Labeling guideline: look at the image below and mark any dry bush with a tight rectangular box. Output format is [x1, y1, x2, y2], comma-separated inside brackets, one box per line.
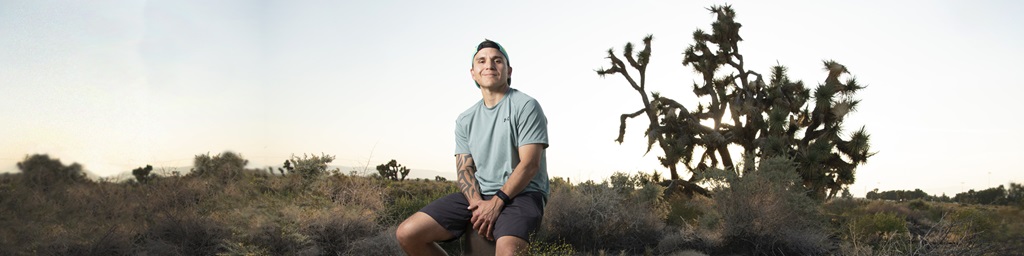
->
[380, 179, 457, 226]
[16, 154, 90, 191]
[142, 177, 215, 215]
[346, 226, 404, 256]
[541, 178, 666, 254]
[187, 151, 248, 182]
[704, 157, 829, 255]
[656, 224, 708, 255]
[309, 174, 388, 214]
[36, 225, 137, 256]
[658, 194, 721, 254]
[140, 211, 229, 256]
[864, 200, 917, 220]
[302, 207, 381, 255]
[243, 221, 316, 256]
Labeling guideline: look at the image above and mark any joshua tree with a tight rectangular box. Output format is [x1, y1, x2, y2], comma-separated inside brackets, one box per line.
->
[277, 159, 293, 176]
[376, 159, 410, 181]
[132, 165, 154, 184]
[597, 5, 874, 200]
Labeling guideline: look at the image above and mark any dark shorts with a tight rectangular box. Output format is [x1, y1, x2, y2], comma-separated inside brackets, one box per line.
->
[419, 191, 545, 242]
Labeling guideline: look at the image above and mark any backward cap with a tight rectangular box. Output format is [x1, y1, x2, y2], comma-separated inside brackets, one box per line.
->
[473, 39, 511, 87]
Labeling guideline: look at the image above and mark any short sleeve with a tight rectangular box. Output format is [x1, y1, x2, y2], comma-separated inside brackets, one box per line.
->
[516, 99, 549, 148]
[455, 114, 471, 155]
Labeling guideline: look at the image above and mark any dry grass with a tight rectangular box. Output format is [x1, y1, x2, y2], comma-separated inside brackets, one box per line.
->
[2, 154, 1021, 255]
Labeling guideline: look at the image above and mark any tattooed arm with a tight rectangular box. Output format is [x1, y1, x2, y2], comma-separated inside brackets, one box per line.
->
[456, 154, 483, 204]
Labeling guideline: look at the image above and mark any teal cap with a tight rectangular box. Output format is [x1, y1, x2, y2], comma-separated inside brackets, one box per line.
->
[473, 39, 511, 88]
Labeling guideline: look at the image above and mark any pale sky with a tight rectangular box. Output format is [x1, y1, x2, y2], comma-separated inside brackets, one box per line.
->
[2, 0, 1022, 197]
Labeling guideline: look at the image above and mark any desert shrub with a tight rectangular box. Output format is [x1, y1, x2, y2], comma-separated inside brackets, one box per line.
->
[37, 225, 137, 256]
[524, 233, 577, 256]
[324, 174, 388, 213]
[864, 200, 915, 219]
[346, 226, 404, 256]
[288, 153, 336, 181]
[303, 208, 380, 255]
[665, 194, 707, 227]
[141, 211, 229, 256]
[243, 222, 315, 256]
[16, 154, 89, 190]
[143, 176, 215, 214]
[948, 207, 996, 240]
[853, 212, 908, 238]
[703, 157, 829, 255]
[188, 151, 248, 181]
[380, 179, 457, 225]
[656, 223, 712, 255]
[541, 178, 666, 254]
[908, 199, 928, 210]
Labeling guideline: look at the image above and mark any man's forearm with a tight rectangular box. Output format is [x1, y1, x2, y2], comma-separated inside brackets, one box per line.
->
[500, 162, 538, 198]
[456, 154, 483, 202]
[499, 143, 544, 198]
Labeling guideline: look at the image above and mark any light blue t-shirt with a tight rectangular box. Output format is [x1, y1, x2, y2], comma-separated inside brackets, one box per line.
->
[455, 88, 549, 199]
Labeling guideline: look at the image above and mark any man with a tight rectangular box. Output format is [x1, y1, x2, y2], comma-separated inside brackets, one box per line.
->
[396, 39, 550, 256]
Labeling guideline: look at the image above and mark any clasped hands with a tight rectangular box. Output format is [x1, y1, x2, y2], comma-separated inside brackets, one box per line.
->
[467, 197, 505, 241]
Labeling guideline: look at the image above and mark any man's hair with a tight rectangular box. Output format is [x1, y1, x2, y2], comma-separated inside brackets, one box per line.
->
[473, 39, 511, 87]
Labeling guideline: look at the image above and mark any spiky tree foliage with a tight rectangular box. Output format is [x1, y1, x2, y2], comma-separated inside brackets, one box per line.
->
[375, 159, 410, 181]
[597, 5, 874, 200]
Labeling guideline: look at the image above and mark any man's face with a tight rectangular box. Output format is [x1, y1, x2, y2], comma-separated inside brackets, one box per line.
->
[471, 47, 512, 89]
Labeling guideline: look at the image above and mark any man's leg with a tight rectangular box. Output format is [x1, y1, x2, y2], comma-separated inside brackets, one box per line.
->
[495, 235, 528, 256]
[490, 191, 546, 256]
[396, 212, 453, 256]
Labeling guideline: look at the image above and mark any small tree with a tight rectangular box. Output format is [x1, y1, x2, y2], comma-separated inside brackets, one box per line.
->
[375, 160, 410, 181]
[132, 165, 155, 184]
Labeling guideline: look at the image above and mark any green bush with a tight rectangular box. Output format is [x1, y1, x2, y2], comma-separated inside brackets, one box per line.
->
[854, 212, 908, 237]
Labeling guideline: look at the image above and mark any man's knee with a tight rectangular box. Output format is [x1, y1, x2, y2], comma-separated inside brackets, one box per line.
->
[396, 212, 450, 245]
[495, 235, 529, 256]
[395, 215, 420, 245]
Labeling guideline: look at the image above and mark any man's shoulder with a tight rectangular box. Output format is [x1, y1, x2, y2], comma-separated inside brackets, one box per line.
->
[456, 99, 484, 123]
[508, 88, 541, 108]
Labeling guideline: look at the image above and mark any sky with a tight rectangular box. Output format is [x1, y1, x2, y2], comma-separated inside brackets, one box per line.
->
[2, 0, 1022, 197]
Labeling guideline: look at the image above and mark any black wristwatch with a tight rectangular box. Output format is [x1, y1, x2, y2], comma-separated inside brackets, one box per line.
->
[495, 190, 513, 205]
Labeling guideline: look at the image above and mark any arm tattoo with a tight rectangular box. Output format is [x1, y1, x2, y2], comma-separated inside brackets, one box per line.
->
[456, 154, 482, 201]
